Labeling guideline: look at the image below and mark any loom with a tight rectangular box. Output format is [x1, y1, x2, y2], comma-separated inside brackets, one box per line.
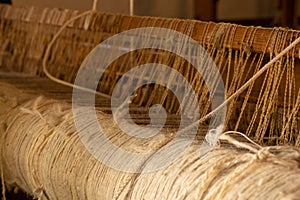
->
[1, 3, 300, 200]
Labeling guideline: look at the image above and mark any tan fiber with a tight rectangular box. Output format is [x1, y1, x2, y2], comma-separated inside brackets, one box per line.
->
[1, 5, 300, 145]
[1, 81, 300, 199]
[1, 3, 300, 200]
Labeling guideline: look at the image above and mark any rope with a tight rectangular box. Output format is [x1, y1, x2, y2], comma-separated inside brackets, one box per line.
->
[42, 0, 110, 99]
[1, 85, 300, 199]
[199, 36, 300, 122]
[130, 0, 134, 16]
[1, 158, 6, 200]
[39, 0, 300, 146]
[92, 0, 98, 11]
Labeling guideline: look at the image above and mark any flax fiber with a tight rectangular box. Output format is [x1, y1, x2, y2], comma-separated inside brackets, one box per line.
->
[1, 5, 300, 145]
[1, 3, 300, 199]
[1, 81, 300, 199]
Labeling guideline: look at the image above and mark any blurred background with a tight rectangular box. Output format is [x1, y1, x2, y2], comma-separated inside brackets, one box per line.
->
[9, 0, 300, 28]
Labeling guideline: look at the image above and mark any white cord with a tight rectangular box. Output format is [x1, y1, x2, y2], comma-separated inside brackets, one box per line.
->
[130, 0, 134, 16]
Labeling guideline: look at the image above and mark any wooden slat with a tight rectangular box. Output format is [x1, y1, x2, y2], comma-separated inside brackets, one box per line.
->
[1, 4, 299, 58]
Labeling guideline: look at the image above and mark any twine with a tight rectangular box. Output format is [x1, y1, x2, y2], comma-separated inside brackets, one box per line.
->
[42, 0, 111, 99]
[1, 81, 300, 199]
[1, 4, 300, 198]
[1, 158, 5, 200]
[1, 4, 300, 144]
[200, 35, 300, 122]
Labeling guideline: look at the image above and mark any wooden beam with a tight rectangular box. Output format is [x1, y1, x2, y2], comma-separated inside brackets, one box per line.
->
[1, 4, 300, 59]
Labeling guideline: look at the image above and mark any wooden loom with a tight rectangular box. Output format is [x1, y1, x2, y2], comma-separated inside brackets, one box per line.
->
[1, 3, 300, 199]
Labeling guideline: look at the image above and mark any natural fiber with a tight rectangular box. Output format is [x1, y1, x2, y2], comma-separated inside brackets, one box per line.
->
[1, 5, 300, 146]
[1, 81, 300, 199]
[1, 3, 300, 200]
